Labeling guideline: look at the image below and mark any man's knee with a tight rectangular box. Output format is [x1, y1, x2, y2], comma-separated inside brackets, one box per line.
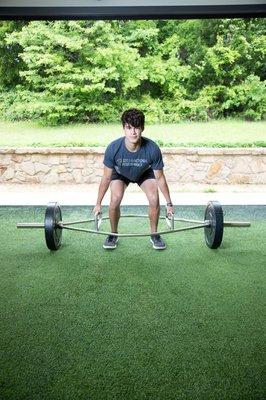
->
[147, 192, 159, 208]
[110, 180, 125, 208]
[110, 193, 124, 208]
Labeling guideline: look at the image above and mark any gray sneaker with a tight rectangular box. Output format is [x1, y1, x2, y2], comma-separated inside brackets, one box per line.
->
[150, 234, 166, 250]
[103, 234, 118, 249]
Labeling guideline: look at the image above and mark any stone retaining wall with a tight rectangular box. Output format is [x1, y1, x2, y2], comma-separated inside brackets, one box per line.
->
[0, 147, 265, 185]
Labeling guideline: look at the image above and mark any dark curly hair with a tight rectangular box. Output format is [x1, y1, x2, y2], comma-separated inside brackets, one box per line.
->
[121, 108, 145, 129]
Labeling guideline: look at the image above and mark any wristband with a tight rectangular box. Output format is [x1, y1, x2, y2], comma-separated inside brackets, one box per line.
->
[167, 202, 173, 207]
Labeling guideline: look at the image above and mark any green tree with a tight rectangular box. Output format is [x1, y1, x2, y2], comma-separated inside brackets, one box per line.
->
[0, 18, 265, 124]
[0, 21, 27, 89]
[4, 20, 145, 124]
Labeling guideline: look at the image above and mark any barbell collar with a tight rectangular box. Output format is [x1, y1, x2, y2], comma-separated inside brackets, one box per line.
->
[17, 223, 45, 228]
[223, 221, 251, 227]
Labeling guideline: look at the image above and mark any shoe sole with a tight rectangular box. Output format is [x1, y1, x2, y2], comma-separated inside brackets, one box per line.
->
[150, 238, 166, 250]
[103, 244, 117, 249]
[103, 239, 118, 249]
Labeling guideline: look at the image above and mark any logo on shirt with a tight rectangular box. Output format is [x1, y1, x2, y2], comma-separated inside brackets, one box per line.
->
[117, 158, 148, 167]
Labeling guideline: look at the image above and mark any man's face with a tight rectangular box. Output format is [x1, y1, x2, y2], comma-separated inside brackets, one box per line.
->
[123, 123, 144, 144]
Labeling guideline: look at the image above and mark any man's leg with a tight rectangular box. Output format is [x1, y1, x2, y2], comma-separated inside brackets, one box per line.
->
[140, 178, 166, 250]
[109, 179, 127, 233]
[140, 179, 160, 233]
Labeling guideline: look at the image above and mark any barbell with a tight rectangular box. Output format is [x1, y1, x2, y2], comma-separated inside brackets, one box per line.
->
[16, 201, 251, 251]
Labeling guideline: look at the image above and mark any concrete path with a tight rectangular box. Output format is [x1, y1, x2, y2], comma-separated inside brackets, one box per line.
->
[1, 183, 265, 205]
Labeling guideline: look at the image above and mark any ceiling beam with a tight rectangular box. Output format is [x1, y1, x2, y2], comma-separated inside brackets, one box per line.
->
[0, 4, 265, 20]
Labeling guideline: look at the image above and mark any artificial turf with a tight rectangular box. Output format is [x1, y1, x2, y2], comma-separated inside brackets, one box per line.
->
[0, 205, 265, 400]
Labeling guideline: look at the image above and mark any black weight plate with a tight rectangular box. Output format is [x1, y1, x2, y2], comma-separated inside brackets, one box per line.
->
[44, 202, 62, 250]
[204, 201, 224, 249]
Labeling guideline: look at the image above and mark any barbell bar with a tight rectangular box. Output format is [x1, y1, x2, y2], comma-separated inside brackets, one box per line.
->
[17, 200, 251, 251]
[16, 218, 250, 229]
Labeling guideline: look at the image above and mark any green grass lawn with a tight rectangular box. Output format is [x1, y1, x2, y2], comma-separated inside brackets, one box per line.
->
[0, 205, 265, 400]
[0, 119, 265, 147]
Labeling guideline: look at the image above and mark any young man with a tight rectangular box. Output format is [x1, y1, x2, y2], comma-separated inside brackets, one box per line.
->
[93, 108, 174, 250]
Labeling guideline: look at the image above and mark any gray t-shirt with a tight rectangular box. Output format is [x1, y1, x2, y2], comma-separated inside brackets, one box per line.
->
[103, 137, 164, 182]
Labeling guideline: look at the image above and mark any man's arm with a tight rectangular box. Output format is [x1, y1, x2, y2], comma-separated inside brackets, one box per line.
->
[93, 166, 113, 214]
[154, 169, 174, 213]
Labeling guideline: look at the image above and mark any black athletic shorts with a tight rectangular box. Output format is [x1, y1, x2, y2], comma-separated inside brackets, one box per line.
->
[111, 168, 155, 186]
